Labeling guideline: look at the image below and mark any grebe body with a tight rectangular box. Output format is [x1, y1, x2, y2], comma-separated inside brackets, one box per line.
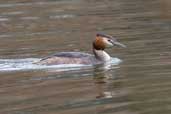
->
[36, 33, 126, 65]
[37, 52, 101, 65]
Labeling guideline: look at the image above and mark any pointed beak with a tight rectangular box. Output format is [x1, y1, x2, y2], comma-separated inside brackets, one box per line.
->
[113, 41, 126, 48]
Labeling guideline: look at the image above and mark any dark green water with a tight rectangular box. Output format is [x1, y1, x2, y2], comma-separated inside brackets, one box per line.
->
[0, 0, 171, 114]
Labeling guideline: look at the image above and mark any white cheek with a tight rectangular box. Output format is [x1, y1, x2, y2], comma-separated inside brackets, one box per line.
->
[103, 39, 113, 47]
[107, 42, 113, 47]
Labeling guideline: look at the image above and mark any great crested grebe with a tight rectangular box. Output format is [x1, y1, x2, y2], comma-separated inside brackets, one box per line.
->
[35, 33, 126, 65]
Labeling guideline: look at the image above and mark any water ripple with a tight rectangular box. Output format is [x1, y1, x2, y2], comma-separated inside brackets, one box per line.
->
[49, 14, 76, 19]
[0, 1, 65, 8]
[0, 57, 121, 72]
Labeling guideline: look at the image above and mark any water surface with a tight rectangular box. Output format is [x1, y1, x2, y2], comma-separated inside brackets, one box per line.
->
[0, 0, 171, 114]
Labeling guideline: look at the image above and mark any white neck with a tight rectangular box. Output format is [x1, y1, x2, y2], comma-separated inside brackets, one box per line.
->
[93, 49, 111, 62]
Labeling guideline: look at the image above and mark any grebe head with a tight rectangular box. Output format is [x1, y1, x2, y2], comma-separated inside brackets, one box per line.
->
[93, 33, 126, 50]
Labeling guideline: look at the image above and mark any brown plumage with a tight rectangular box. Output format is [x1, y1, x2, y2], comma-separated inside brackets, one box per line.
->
[93, 35, 106, 50]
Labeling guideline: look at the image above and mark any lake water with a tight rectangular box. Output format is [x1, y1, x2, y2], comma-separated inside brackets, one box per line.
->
[0, 0, 171, 114]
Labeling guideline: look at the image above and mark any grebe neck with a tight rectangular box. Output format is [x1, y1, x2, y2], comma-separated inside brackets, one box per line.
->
[93, 49, 111, 61]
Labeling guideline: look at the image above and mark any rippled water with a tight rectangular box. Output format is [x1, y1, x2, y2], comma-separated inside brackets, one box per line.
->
[0, 0, 171, 114]
[0, 57, 121, 71]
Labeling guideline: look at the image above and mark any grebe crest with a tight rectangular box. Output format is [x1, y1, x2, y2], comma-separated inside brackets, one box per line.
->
[93, 33, 126, 61]
[36, 33, 126, 65]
